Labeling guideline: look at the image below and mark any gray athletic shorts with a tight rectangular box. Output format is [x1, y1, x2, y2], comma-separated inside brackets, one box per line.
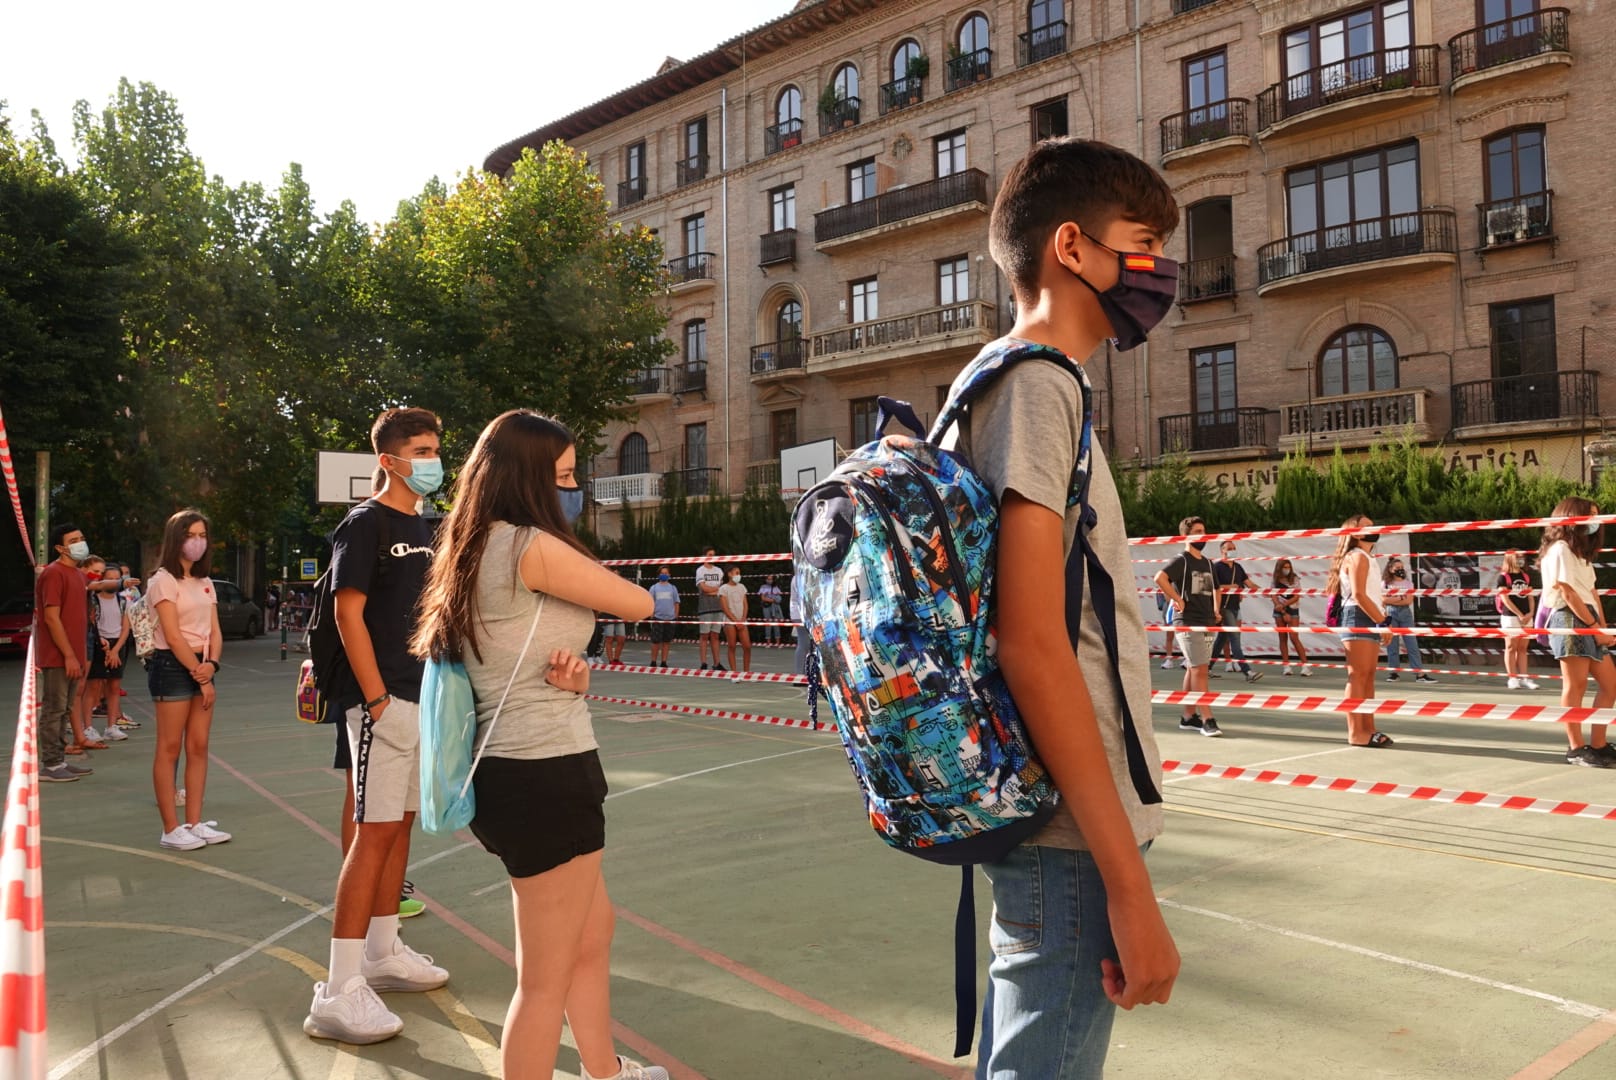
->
[345, 698, 421, 823]
[1175, 630, 1214, 668]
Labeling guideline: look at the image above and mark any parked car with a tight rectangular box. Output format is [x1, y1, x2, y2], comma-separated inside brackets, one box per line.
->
[211, 581, 263, 639]
[0, 596, 33, 656]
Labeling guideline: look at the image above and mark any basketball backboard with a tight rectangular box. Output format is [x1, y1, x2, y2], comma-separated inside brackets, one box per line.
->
[779, 438, 838, 494]
[316, 451, 380, 505]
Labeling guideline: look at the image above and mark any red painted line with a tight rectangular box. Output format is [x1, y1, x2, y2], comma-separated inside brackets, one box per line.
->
[1508, 1009, 1616, 1080]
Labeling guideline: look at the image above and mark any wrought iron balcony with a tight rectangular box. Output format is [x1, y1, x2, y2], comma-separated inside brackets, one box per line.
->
[764, 119, 804, 156]
[818, 97, 861, 135]
[626, 367, 671, 397]
[945, 49, 993, 92]
[665, 252, 715, 284]
[814, 169, 989, 245]
[1160, 409, 1277, 455]
[676, 155, 709, 187]
[663, 467, 721, 498]
[1256, 210, 1457, 291]
[617, 175, 647, 207]
[1179, 255, 1237, 303]
[1281, 387, 1428, 443]
[879, 76, 924, 115]
[1172, 0, 1224, 12]
[1018, 21, 1068, 67]
[1449, 8, 1569, 79]
[676, 361, 707, 394]
[1477, 191, 1554, 250]
[810, 299, 995, 362]
[750, 338, 807, 377]
[1452, 370, 1595, 430]
[1256, 46, 1440, 131]
[1160, 100, 1250, 158]
[759, 229, 797, 266]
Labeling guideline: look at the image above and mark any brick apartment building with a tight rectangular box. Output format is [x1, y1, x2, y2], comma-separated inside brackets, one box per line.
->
[486, 0, 1614, 535]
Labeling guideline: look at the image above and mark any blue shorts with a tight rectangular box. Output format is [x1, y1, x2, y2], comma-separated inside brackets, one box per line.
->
[1548, 607, 1608, 662]
[1338, 604, 1382, 643]
[146, 649, 203, 701]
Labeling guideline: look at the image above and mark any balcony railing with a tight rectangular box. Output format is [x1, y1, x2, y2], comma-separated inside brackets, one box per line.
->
[676, 155, 709, 187]
[1257, 45, 1440, 130]
[1283, 387, 1426, 439]
[818, 97, 861, 135]
[666, 252, 715, 284]
[676, 361, 707, 394]
[811, 299, 994, 360]
[626, 368, 671, 397]
[879, 76, 925, 115]
[1477, 190, 1554, 249]
[593, 472, 663, 503]
[1018, 20, 1068, 67]
[1180, 255, 1237, 303]
[814, 169, 989, 244]
[1160, 100, 1250, 156]
[759, 228, 797, 266]
[764, 119, 804, 156]
[1160, 409, 1277, 455]
[750, 338, 807, 376]
[1256, 209, 1457, 288]
[1172, 0, 1223, 12]
[664, 467, 720, 498]
[746, 461, 782, 490]
[617, 175, 647, 207]
[1452, 369, 1595, 430]
[1449, 9, 1569, 78]
[945, 49, 993, 92]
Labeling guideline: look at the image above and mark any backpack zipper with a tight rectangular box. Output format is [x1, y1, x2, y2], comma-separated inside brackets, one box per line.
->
[847, 477, 924, 609]
[906, 461, 971, 615]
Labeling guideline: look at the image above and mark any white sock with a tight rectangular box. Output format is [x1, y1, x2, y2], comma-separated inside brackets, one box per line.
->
[328, 938, 366, 989]
[365, 914, 400, 961]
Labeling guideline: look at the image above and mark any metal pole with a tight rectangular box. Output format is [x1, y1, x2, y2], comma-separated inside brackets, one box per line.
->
[33, 451, 48, 564]
[1581, 325, 1588, 487]
[279, 540, 289, 662]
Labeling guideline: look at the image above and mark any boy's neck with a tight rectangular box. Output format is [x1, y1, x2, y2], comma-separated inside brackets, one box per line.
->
[1006, 295, 1108, 362]
[375, 479, 419, 515]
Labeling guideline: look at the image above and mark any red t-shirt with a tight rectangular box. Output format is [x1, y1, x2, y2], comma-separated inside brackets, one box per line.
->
[34, 561, 89, 668]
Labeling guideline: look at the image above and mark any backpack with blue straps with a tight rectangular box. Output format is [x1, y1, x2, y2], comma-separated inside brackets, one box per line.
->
[791, 340, 1161, 1057]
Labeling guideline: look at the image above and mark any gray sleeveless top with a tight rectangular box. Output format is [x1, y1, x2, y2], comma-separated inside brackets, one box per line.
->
[463, 522, 598, 760]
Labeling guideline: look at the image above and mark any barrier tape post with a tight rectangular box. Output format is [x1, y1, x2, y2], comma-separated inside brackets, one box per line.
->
[1, 639, 46, 1076]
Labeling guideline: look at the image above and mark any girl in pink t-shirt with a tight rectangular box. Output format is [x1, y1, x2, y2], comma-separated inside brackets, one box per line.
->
[147, 509, 227, 852]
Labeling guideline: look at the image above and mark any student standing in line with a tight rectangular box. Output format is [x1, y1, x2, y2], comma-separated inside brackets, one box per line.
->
[757, 573, 785, 645]
[647, 566, 679, 669]
[1328, 515, 1395, 748]
[85, 561, 132, 742]
[694, 547, 725, 670]
[1497, 550, 1540, 690]
[1271, 559, 1311, 676]
[412, 409, 664, 1080]
[34, 524, 96, 783]
[719, 566, 752, 673]
[1538, 498, 1616, 767]
[1381, 556, 1436, 684]
[1212, 540, 1262, 683]
[1156, 518, 1223, 736]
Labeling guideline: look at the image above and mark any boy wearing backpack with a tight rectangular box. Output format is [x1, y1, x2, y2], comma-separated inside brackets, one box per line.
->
[950, 139, 1180, 1075]
[305, 407, 449, 1045]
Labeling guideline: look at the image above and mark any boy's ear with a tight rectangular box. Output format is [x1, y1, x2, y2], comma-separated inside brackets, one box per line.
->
[1050, 221, 1086, 278]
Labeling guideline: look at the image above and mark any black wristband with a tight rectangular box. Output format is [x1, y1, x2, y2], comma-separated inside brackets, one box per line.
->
[364, 692, 391, 710]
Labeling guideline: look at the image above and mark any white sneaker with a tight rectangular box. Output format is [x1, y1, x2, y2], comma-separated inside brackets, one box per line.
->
[1161, 658, 1174, 669]
[103, 725, 129, 742]
[303, 975, 403, 1044]
[1507, 677, 1522, 690]
[160, 825, 205, 851]
[82, 727, 101, 743]
[581, 1056, 670, 1080]
[361, 938, 449, 992]
[189, 821, 231, 845]
[1297, 666, 1313, 677]
[1280, 665, 1293, 676]
[1523, 677, 1541, 690]
[1224, 662, 1238, 673]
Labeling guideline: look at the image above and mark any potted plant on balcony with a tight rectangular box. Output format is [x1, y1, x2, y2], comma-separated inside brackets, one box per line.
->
[906, 54, 930, 102]
[818, 82, 846, 129]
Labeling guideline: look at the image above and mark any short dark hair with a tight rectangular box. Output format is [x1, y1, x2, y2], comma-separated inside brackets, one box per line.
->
[989, 138, 1179, 298]
[371, 407, 443, 457]
[48, 523, 80, 555]
[703, 546, 716, 556]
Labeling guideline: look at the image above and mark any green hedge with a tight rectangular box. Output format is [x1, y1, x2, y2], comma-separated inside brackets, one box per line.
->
[582, 485, 793, 561]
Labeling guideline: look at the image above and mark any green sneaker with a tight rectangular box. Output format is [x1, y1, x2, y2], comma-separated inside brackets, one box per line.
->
[398, 879, 425, 919]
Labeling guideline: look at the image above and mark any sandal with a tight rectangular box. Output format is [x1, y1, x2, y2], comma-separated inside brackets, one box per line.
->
[80, 739, 109, 750]
[1350, 731, 1395, 748]
[65, 744, 85, 755]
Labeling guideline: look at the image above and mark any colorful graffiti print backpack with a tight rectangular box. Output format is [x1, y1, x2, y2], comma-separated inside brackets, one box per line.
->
[791, 340, 1161, 1056]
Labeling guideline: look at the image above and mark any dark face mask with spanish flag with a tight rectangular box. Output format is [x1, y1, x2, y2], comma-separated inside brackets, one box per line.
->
[1070, 239, 1181, 351]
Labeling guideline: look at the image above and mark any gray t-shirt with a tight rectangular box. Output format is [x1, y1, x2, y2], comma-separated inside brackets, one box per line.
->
[949, 350, 1165, 850]
[463, 522, 599, 761]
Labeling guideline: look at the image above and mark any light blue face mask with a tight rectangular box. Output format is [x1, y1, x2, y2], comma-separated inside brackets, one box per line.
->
[399, 457, 443, 497]
[1587, 521, 1601, 536]
[558, 485, 584, 525]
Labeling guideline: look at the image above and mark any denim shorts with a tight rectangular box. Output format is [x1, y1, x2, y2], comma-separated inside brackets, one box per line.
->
[1548, 607, 1608, 662]
[146, 649, 202, 701]
[1338, 604, 1382, 643]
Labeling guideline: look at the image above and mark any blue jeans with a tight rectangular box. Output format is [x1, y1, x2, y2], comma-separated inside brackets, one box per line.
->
[977, 843, 1150, 1079]
[1212, 607, 1251, 673]
[1383, 605, 1423, 670]
[762, 602, 783, 643]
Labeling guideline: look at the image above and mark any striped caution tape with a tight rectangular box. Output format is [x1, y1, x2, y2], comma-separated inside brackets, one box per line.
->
[591, 662, 810, 686]
[1161, 758, 1616, 821]
[1, 638, 46, 1073]
[1152, 689, 1616, 724]
[0, 403, 32, 564]
[1147, 622, 1609, 638]
[583, 694, 834, 733]
[1130, 513, 1616, 547]
[1158, 655, 1561, 682]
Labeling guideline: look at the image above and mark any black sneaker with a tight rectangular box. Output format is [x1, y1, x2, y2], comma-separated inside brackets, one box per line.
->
[1592, 744, 1616, 768]
[699, 664, 708, 671]
[1387, 671, 1400, 681]
[40, 764, 81, 783]
[1415, 673, 1438, 684]
[1179, 716, 1204, 732]
[713, 664, 728, 672]
[1199, 718, 1224, 737]
[1566, 745, 1611, 768]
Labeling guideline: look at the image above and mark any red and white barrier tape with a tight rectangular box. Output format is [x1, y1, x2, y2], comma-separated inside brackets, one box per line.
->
[1158, 655, 1561, 682]
[1141, 586, 1582, 599]
[585, 694, 833, 732]
[1, 638, 45, 1074]
[600, 553, 793, 567]
[1147, 622, 1606, 638]
[1161, 758, 1616, 821]
[0, 403, 33, 564]
[1153, 689, 1616, 724]
[591, 662, 810, 685]
[594, 618, 800, 629]
[1130, 513, 1616, 547]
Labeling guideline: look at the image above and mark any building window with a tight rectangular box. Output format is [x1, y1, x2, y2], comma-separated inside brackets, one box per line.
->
[1032, 98, 1069, 143]
[935, 130, 967, 177]
[959, 12, 990, 53]
[770, 410, 799, 457]
[850, 277, 878, 323]
[1285, 142, 1420, 250]
[619, 433, 649, 476]
[851, 397, 881, 447]
[1489, 298, 1555, 379]
[1183, 49, 1229, 133]
[769, 87, 804, 154]
[938, 256, 970, 305]
[1182, 199, 1235, 300]
[1485, 127, 1546, 203]
[684, 423, 708, 470]
[848, 158, 877, 203]
[683, 214, 706, 255]
[777, 87, 802, 126]
[684, 319, 708, 365]
[892, 39, 922, 82]
[1318, 325, 1397, 397]
[770, 185, 796, 232]
[1284, 1, 1412, 86]
[777, 298, 803, 341]
[1029, 0, 1062, 32]
[621, 141, 647, 204]
[681, 117, 708, 183]
[1192, 346, 1238, 415]
[833, 63, 860, 103]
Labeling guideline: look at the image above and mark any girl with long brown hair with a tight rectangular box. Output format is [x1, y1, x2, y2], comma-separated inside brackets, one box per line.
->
[1270, 558, 1310, 675]
[411, 410, 661, 1080]
[1327, 514, 1394, 747]
[1496, 550, 1538, 690]
[1538, 497, 1616, 766]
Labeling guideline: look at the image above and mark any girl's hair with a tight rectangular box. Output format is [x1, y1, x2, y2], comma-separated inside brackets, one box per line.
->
[1540, 496, 1599, 563]
[1325, 514, 1371, 597]
[1272, 560, 1296, 587]
[1381, 555, 1405, 585]
[1501, 550, 1523, 572]
[412, 410, 589, 664]
[156, 509, 212, 579]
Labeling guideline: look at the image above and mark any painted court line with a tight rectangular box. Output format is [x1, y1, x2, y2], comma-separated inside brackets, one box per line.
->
[607, 744, 837, 800]
[1510, 1009, 1616, 1080]
[1160, 899, 1609, 1020]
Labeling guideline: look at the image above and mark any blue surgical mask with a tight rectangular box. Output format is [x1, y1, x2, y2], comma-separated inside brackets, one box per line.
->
[1587, 522, 1601, 536]
[400, 457, 443, 497]
[67, 541, 89, 562]
[558, 485, 584, 524]
[658, 573, 670, 582]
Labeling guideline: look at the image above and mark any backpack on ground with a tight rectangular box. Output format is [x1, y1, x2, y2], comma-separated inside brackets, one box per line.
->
[297, 500, 391, 725]
[791, 341, 1161, 1057]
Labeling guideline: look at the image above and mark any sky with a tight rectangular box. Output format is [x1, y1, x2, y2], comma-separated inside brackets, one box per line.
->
[6, 0, 776, 226]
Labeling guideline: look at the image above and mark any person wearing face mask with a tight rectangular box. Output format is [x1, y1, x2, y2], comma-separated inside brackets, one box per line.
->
[647, 567, 680, 669]
[1271, 559, 1311, 676]
[1328, 515, 1395, 747]
[757, 574, 784, 645]
[1154, 517, 1223, 736]
[1538, 497, 1616, 767]
[411, 409, 663, 1080]
[33, 523, 97, 783]
[718, 566, 752, 673]
[1381, 556, 1436, 684]
[1496, 550, 1539, 691]
[1212, 541, 1262, 683]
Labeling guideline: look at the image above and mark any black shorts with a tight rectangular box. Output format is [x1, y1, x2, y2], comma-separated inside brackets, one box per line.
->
[650, 621, 675, 644]
[333, 714, 351, 770]
[87, 639, 131, 680]
[469, 751, 608, 879]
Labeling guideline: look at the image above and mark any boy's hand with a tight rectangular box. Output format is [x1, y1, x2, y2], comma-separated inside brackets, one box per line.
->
[546, 649, 590, 694]
[1101, 893, 1180, 1009]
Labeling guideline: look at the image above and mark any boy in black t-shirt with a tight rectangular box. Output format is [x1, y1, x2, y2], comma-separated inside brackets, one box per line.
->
[305, 408, 449, 1045]
[1155, 517, 1224, 735]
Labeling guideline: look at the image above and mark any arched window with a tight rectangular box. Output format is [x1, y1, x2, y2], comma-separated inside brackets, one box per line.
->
[833, 63, 859, 102]
[776, 86, 802, 126]
[892, 39, 922, 82]
[619, 433, 650, 476]
[1318, 326, 1398, 397]
[958, 13, 989, 53]
[777, 298, 803, 341]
